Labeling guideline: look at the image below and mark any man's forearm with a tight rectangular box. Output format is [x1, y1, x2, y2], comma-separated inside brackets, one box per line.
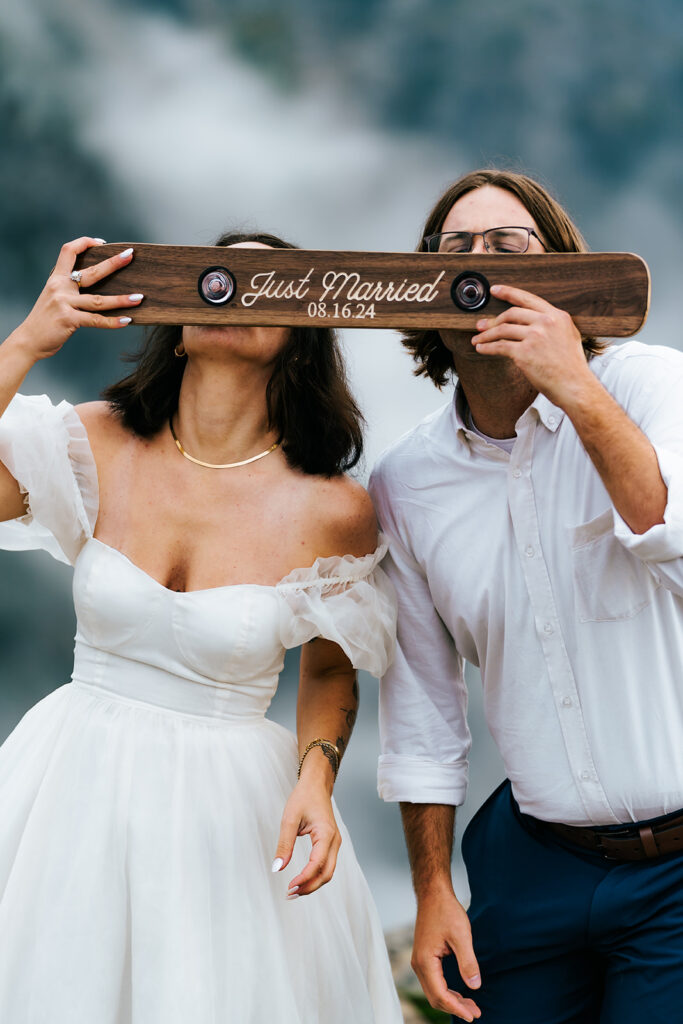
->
[562, 373, 667, 535]
[400, 802, 456, 900]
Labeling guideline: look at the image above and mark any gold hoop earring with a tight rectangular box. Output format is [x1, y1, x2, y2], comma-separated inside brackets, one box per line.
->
[174, 342, 186, 358]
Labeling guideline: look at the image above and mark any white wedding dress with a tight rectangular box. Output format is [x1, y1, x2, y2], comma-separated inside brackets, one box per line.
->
[0, 395, 402, 1024]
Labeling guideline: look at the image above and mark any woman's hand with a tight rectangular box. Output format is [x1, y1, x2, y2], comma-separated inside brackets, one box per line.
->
[471, 283, 594, 409]
[8, 237, 142, 367]
[272, 767, 342, 898]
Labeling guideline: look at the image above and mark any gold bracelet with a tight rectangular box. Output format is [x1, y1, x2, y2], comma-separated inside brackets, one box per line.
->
[297, 738, 341, 781]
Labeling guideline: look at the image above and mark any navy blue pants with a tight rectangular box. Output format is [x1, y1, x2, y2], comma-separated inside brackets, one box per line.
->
[443, 782, 683, 1023]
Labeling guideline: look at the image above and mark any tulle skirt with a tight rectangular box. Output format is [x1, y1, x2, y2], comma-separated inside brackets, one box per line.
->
[0, 679, 401, 1023]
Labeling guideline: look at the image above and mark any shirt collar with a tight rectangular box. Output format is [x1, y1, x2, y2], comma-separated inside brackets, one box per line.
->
[452, 380, 565, 447]
[452, 383, 471, 445]
[450, 384, 509, 461]
[531, 393, 565, 432]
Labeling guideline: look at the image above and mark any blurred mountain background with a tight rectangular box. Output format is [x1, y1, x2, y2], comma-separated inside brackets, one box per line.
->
[1, 0, 681, 930]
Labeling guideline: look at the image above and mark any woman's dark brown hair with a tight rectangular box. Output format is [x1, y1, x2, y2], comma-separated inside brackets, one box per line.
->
[403, 169, 607, 387]
[103, 231, 364, 476]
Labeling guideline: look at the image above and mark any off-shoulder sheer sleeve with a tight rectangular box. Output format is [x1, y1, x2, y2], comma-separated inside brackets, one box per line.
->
[0, 394, 98, 565]
[275, 539, 397, 677]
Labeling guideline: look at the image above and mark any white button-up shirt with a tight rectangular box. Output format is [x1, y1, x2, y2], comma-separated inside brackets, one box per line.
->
[369, 341, 683, 826]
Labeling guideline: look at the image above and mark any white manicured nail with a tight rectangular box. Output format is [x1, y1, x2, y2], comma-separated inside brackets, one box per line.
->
[128, 294, 144, 301]
[119, 317, 132, 325]
[271, 858, 283, 873]
[286, 893, 300, 901]
[120, 247, 134, 259]
[94, 238, 107, 245]
[288, 885, 299, 894]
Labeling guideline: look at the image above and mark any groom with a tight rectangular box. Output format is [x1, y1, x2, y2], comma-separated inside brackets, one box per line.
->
[369, 169, 683, 1023]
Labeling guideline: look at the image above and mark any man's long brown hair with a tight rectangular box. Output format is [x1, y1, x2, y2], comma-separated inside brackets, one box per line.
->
[403, 169, 607, 387]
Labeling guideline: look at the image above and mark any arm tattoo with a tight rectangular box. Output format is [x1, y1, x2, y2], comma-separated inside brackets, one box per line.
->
[340, 678, 359, 730]
[340, 706, 357, 730]
[337, 676, 359, 755]
[322, 744, 338, 775]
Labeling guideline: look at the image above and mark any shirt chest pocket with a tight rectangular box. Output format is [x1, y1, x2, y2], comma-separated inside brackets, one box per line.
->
[569, 509, 660, 622]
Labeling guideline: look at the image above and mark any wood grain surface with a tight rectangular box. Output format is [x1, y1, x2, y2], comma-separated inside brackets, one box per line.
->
[75, 245, 650, 336]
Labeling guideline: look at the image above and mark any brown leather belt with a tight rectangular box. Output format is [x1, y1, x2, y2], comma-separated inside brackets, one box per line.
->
[539, 813, 683, 862]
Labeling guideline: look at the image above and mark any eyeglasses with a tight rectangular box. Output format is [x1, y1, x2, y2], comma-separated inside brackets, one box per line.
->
[424, 226, 546, 254]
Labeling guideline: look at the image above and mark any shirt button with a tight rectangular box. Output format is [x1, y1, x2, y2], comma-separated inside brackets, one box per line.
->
[544, 623, 554, 635]
[580, 770, 591, 781]
[512, 467, 522, 478]
[525, 545, 534, 557]
[548, 415, 556, 426]
[561, 696, 572, 707]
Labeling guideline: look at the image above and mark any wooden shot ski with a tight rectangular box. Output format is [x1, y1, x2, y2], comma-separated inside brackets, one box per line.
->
[75, 245, 650, 336]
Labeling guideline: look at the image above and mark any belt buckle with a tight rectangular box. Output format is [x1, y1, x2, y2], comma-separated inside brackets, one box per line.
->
[594, 833, 621, 861]
[596, 824, 660, 862]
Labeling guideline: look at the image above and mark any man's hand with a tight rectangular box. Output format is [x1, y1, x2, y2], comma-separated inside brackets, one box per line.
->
[399, 802, 481, 1019]
[472, 282, 668, 534]
[471, 282, 593, 409]
[412, 885, 481, 1022]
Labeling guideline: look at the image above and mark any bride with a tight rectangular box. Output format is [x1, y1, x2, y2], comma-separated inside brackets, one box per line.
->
[0, 233, 402, 1022]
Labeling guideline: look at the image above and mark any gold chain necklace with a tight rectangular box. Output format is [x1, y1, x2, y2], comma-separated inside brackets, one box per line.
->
[169, 418, 279, 469]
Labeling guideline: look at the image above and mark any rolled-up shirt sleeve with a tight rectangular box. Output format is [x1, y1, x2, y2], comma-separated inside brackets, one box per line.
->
[369, 461, 471, 805]
[610, 353, 683, 596]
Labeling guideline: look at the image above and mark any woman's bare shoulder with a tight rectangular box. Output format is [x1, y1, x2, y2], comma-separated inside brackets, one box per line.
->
[304, 474, 378, 559]
[75, 400, 118, 428]
[75, 401, 129, 455]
